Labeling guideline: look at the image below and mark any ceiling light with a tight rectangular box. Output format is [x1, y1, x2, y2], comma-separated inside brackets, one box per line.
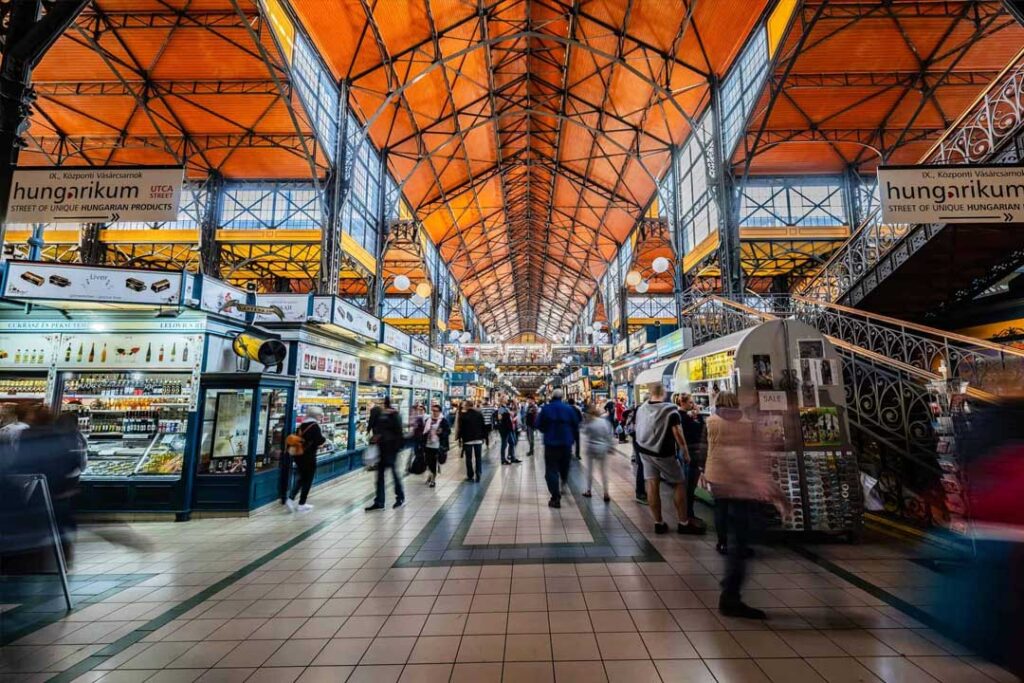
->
[636, 280, 649, 294]
[394, 274, 410, 291]
[652, 257, 670, 274]
[415, 281, 432, 298]
[625, 270, 642, 287]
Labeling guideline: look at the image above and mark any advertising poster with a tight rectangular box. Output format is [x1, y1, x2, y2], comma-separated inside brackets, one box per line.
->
[753, 354, 773, 389]
[756, 413, 786, 447]
[200, 277, 246, 321]
[800, 407, 841, 446]
[0, 334, 58, 369]
[254, 294, 308, 322]
[4, 262, 182, 306]
[333, 298, 380, 342]
[298, 344, 358, 381]
[878, 164, 1024, 225]
[797, 339, 824, 360]
[57, 333, 202, 370]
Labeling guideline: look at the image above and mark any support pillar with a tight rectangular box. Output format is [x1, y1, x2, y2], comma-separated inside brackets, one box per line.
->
[199, 172, 224, 277]
[369, 150, 388, 317]
[79, 222, 104, 264]
[0, 1, 90, 254]
[320, 81, 349, 295]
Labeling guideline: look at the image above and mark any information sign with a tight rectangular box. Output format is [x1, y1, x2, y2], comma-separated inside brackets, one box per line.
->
[879, 164, 1024, 225]
[7, 166, 184, 224]
[298, 343, 358, 381]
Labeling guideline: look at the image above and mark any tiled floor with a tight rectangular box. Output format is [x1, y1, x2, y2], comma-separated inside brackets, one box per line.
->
[0, 436, 1018, 683]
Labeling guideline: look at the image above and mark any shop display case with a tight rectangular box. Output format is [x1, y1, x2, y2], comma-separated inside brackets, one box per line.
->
[297, 377, 354, 458]
[413, 388, 429, 412]
[198, 388, 253, 475]
[355, 383, 388, 448]
[59, 372, 192, 480]
[390, 386, 411, 424]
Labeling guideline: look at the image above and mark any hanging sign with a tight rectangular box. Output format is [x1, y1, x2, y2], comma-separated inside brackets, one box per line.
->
[199, 276, 247, 321]
[333, 298, 380, 342]
[656, 327, 693, 358]
[254, 294, 309, 323]
[443, 355, 456, 371]
[411, 338, 430, 361]
[0, 334, 59, 369]
[614, 338, 629, 359]
[298, 343, 358, 381]
[7, 166, 184, 224]
[879, 164, 1024, 225]
[429, 349, 443, 367]
[3, 261, 182, 306]
[56, 332, 202, 370]
[381, 324, 411, 353]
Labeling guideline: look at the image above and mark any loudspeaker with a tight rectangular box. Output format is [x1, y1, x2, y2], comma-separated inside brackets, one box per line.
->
[232, 333, 287, 368]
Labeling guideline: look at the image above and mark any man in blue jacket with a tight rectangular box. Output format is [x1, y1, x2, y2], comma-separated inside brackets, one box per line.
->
[536, 389, 581, 508]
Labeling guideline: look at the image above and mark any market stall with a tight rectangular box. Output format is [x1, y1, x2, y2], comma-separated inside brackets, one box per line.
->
[674, 319, 860, 537]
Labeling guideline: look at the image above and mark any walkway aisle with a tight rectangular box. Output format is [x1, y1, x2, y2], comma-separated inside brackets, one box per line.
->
[0, 436, 1016, 683]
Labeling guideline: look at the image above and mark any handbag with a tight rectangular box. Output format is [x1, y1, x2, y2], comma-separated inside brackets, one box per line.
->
[363, 443, 380, 467]
[408, 450, 427, 475]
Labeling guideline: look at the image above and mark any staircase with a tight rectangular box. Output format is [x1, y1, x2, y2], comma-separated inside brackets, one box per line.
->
[799, 51, 1024, 319]
[680, 294, 1024, 529]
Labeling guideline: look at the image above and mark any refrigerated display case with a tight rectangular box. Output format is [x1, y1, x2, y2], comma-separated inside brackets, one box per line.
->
[59, 372, 193, 480]
[297, 377, 354, 458]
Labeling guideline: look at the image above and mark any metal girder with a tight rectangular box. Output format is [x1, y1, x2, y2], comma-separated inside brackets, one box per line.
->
[805, 1, 1006, 20]
[776, 70, 1003, 89]
[748, 127, 942, 148]
[33, 79, 288, 97]
[1006, 0, 1024, 25]
[74, 9, 259, 31]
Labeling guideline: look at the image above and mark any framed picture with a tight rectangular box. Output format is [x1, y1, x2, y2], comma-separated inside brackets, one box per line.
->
[798, 383, 819, 408]
[753, 354, 773, 389]
[756, 413, 786, 446]
[819, 359, 838, 386]
[797, 339, 824, 360]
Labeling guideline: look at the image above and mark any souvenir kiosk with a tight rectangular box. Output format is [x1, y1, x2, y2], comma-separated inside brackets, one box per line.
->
[674, 319, 861, 537]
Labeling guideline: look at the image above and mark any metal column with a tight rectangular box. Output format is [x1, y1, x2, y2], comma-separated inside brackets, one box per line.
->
[199, 172, 224, 277]
[0, 1, 90, 252]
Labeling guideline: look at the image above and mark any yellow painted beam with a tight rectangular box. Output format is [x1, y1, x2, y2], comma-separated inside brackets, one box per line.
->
[101, 229, 200, 244]
[216, 229, 322, 243]
[739, 226, 850, 241]
[683, 233, 719, 273]
[340, 232, 377, 274]
[5, 229, 81, 244]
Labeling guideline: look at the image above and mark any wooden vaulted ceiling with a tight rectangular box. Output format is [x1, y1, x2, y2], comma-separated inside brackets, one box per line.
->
[737, 0, 1024, 175]
[289, 0, 768, 340]
[21, 0, 328, 179]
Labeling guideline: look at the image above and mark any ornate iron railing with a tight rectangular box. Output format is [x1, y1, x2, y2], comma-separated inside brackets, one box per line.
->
[798, 49, 1024, 304]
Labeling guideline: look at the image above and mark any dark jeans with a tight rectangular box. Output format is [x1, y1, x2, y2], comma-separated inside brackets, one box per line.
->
[374, 446, 405, 506]
[425, 447, 440, 475]
[464, 443, 482, 479]
[525, 426, 535, 454]
[686, 460, 701, 519]
[278, 452, 292, 503]
[544, 445, 572, 501]
[289, 462, 315, 505]
[499, 431, 515, 462]
[634, 444, 646, 499]
[714, 498, 730, 547]
[574, 432, 581, 459]
[719, 498, 755, 600]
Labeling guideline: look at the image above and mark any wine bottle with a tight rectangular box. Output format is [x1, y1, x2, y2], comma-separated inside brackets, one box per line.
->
[76, 343, 83, 362]
[87, 343, 95, 363]
[170, 343, 176, 361]
[182, 344, 189, 363]
[145, 343, 152, 362]
[100, 344, 107, 363]
[158, 345, 164, 362]
[64, 344, 72, 363]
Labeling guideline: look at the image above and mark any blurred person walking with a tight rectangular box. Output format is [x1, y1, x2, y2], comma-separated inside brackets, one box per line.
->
[705, 391, 787, 619]
[524, 399, 539, 456]
[582, 405, 614, 502]
[365, 397, 406, 510]
[567, 397, 583, 460]
[536, 389, 580, 508]
[497, 401, 520, 464]
[456, 400, 486, 482]
[635, 384, 703, 535]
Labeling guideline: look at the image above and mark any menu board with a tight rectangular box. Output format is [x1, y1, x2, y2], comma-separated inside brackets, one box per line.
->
[3, 262, 183, 306]
[656, 327, 692, 358]
[0, 334, 59, 369]
[298, 343, 358, 381]
[687, 350, 735, 382]
[381, 324, 411, 353]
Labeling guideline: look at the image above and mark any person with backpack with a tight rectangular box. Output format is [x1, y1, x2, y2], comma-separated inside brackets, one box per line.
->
[623, 405, 646, 504]
[365, 397, 406, 510]
[422, 403, 450, 488]
[456, 400, 486, 482]
[285, 406, 326, 512]
[582, 405, 614, 502]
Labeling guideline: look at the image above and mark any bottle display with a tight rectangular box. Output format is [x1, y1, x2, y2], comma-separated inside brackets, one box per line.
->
[297, 377, 353, 458]
[62, 372, 191, 479]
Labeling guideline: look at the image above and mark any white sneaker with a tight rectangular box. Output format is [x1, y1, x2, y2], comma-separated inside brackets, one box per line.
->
[285, 499, 297, 512]
[297, 504, 314, 512]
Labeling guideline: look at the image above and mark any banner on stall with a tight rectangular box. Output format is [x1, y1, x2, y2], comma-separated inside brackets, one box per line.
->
[3, 262, 183, 306]
[254, 294, 309, 323]
[381, 324, 411, 353]
[56, 332, 203, 371]
[7, 166, 184, 224]
[0, 334, 59, 369]
[411, 338, 430, 361]
[298, 344, 358, 381]
[879, 164, 1024, 225]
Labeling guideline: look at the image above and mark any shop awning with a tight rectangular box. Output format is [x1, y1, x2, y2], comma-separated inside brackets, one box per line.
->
[634, 358, 679, 388]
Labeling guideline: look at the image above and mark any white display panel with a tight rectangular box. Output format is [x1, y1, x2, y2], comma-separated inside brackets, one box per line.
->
[3, 262, 182, 306]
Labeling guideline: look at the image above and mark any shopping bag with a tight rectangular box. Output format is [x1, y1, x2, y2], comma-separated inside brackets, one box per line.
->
[363, 444, 380, 468]
[408, 450, 427, 475]
[438, 448, 448, 465]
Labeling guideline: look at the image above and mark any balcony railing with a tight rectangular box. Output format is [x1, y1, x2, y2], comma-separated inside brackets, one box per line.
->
[798, 48, 1024, 304]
